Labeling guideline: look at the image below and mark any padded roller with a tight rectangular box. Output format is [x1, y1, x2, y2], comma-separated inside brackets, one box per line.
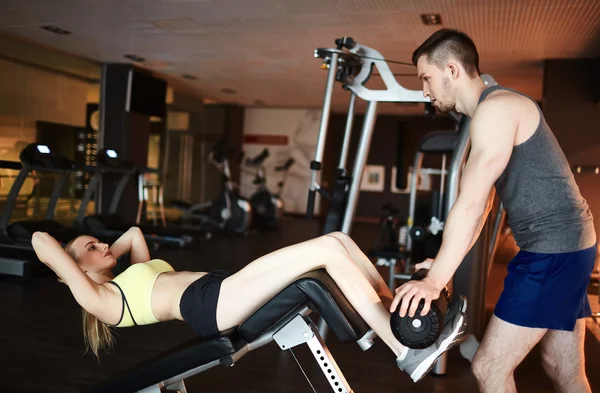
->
[418, 131, 458, 154]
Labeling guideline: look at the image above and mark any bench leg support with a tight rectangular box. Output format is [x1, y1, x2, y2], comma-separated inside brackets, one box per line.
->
[273, 314, 352, 393]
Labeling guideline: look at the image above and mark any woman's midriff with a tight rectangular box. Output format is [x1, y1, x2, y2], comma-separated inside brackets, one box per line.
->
[151, 271, 208, 321]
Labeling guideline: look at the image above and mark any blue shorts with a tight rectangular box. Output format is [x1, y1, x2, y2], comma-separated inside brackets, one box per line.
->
[494, 244, 596, 331]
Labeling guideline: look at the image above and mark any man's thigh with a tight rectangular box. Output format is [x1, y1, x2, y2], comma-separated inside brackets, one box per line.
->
[540, 318, 587, 376]
[474, 315, 547, 372]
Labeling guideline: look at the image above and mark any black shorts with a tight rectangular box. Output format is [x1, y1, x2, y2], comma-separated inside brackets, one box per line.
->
[179, 270, 231, 338]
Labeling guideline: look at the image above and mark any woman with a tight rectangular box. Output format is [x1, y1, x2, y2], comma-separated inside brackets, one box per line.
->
[31, 226, 462, 382]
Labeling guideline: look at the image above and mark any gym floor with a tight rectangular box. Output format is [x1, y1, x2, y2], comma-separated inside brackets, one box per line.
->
[1, 217, 599, 393]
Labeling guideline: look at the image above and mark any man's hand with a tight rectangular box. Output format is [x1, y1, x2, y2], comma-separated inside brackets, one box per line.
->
[390, 260, 443, 318]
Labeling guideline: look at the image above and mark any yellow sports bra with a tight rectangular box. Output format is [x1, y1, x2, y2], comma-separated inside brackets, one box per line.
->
[107, 259, 174, 328]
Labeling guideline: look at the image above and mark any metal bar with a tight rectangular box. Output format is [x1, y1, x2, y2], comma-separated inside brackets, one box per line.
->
[433, 116, 472, 377]
[0, 167, 30, 242]
[109, 171, 134, 214]
[444, 117, 471, 215]
[487, 201, 505, 278]
[75, 172, 102, 227]
[165, 381, 187, 393]
[306, 332, 352, 393]
[439, 154, 447, 219]
[406, 152, 423, 252]
[432, 351, 448, 376]
[344, 44, 428, 103]
[338, 93, 356, 172]
[44, 173, 69, 220]
[158, 183, 167, 227]
[161, 359, 221, 390]
[308, 51, 339, 216]
[183, 133, 193, 202]
[136, 173, 144, 224]
[137, 384, 162, 393]
[274, 315, 352, 393]
[340, 101, 378, 234]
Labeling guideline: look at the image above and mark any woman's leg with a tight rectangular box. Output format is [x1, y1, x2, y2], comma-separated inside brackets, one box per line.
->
[217, 233, 407, 358]
[326, 232, 394, 305]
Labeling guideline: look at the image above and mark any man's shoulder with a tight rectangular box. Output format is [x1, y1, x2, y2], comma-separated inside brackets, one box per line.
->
[475, 90, 535, 118]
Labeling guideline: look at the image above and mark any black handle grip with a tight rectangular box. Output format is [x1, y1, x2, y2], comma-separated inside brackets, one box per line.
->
[282, 158, 295, 170]
[306, 189, 316, 219]
[275, 158, 295, 172]
[247, 148, 270, 166]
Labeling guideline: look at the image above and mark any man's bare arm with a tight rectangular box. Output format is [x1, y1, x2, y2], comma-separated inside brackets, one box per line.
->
[426, 99, 517, 289]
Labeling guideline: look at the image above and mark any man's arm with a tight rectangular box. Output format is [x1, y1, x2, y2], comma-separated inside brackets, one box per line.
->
[109, 227, 150, 264]
[391, 99, 517, 316]
[426, 100, 516, 289]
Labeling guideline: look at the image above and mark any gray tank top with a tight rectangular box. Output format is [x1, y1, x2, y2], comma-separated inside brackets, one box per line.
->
[478, 86, 596, 253]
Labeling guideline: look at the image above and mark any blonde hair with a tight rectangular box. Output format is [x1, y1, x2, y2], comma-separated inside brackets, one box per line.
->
[62, 237, 115, 360]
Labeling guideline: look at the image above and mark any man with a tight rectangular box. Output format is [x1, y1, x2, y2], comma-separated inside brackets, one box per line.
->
[390, 29, 596, 393]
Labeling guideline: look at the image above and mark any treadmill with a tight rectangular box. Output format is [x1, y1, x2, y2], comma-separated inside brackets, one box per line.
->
[0, 159, 40, 277]
[0, 145, 78, 276]
[75, 149, 193, 248]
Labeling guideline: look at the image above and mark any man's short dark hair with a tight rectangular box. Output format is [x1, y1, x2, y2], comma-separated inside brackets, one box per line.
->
[412, 29, 480, 78]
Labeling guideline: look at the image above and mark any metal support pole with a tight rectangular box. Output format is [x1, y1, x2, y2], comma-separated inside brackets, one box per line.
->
[341, 101, 378, 234]
[307, 52, 339, 218]
[320, 101, 378, 340]
[338, 93, 356, 173]
[439, 154, 447, 219]
[445, 117, 471, 214]
[406, 151, 423, 253]
[433, 116, 471, 376]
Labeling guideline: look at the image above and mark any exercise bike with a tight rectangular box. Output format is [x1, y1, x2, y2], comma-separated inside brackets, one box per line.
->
[274, 157, 295, 198]
[171, 143, 252, 234]
[243, 148, 285, 230]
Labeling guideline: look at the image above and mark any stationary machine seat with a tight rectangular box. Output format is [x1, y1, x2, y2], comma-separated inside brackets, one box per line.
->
[170, 200, 192, 210]
[368, 248, 407, 261]
[90, 270, 375, 393]
[418, 131, 458, 154]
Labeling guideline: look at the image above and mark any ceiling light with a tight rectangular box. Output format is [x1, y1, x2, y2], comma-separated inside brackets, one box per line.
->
[182, 74, 197, 80]
[40, 25, 72, 35]
[124, 54, 146, 62]
[420, 13, 442, 25]
[221, 88, 237, 95]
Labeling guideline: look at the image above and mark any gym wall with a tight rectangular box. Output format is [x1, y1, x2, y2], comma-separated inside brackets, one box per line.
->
[163, 104, 244, 205]
[241, 108, 322, 215]
[324, 113, 456, 223]
[0, 49, 99, 203]
[543, 58, 600, 244]
[0, 58, 97, 162]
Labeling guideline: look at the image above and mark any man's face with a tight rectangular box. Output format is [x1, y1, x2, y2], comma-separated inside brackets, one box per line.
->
[416, 55, 456, 114]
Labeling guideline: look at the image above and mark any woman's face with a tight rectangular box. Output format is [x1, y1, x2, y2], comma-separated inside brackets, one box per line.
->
[69, 236, 117, 274]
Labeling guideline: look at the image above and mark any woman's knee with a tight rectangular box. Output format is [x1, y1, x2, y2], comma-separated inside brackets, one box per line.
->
[317, 234, 351, 267]
[327, 231, 358, 248]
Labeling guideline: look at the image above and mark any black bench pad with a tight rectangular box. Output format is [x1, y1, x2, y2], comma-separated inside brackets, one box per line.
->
[90, 330, 243, 393]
